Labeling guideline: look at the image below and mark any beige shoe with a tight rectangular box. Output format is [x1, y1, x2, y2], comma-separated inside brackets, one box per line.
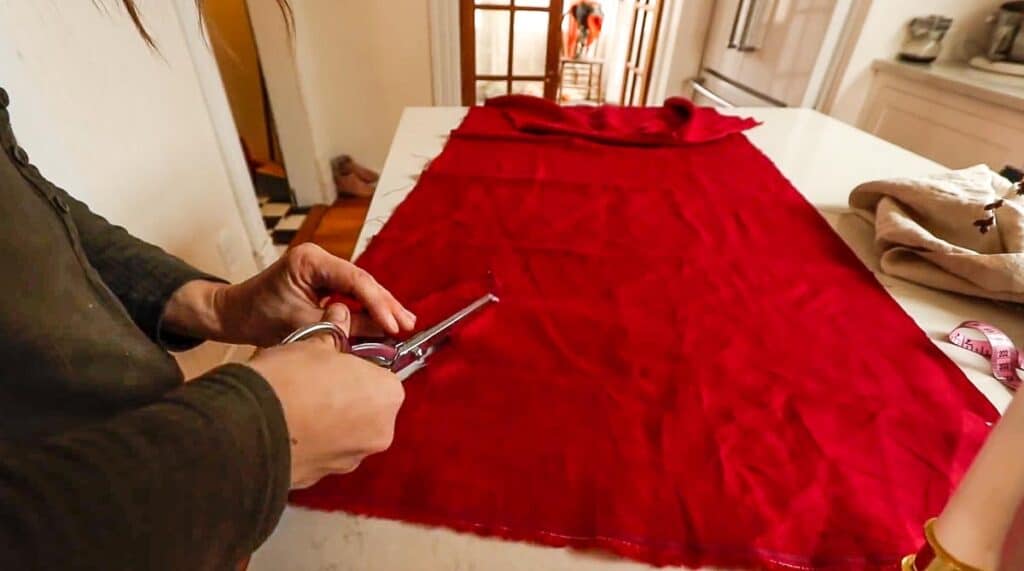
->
[331, 155, 376, 197]
[334, 171, 375, 198]
[332, 155, 379, 185]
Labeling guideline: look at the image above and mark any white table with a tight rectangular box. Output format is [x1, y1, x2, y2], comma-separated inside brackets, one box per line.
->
[251, 107, 1020, 571]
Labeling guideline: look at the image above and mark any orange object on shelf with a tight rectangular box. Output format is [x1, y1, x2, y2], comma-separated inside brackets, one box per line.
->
[563, 0, 603, 59]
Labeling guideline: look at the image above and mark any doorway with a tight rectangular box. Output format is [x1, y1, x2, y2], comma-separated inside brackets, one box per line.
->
[457, 0, 665, 107]
[204, 0, 308, 251]
[459, 0, 565, 104]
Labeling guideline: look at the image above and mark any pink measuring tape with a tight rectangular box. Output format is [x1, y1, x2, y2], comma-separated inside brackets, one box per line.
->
[948, 321, 1022, 391]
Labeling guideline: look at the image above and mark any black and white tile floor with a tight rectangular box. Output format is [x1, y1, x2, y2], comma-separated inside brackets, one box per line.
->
[259, 196, 309, 256]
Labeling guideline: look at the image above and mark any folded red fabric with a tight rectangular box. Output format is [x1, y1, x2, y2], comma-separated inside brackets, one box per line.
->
[291, 97, 997, 570]
[465, 94, 761, 145]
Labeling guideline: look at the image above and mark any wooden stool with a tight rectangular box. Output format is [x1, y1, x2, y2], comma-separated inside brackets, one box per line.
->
[557, 58, 604, 104]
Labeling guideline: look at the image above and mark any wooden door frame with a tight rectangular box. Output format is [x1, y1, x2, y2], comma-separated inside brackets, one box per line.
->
[620, 0, 665, 105]
[458, 0, 565, 105]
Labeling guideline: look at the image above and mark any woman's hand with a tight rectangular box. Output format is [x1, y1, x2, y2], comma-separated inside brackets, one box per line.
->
[927, 391, 1024, 570]
[247, 305, 405, 487]
[164, 243, 416, 347]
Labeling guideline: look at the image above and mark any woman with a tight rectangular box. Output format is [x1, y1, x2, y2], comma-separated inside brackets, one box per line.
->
[2, 2, 1021, 570]
[0, 1, 413, 569]
[904, 392, 1024, 570]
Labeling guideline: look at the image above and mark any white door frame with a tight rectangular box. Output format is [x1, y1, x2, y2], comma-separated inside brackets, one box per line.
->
[803, 0, 856, 109]
[246, 0, 333, 206]
[171, 0, 278, 269]
[647, 0, 686, 105]
[429, 0, 463, 106]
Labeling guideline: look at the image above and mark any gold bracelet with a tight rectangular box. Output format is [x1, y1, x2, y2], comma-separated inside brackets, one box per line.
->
[901, 518, 986, 571]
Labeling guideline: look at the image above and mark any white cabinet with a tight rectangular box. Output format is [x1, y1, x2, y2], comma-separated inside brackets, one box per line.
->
[858, 60, 1024, 170]
[701, 0, 746, 80]
[699, 0, 841, 107]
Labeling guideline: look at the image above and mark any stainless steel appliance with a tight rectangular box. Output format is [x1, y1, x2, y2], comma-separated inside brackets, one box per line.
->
[691, 0, 842, 109]
[898, 15, 953, 63]
[986, 1, 1024, 62]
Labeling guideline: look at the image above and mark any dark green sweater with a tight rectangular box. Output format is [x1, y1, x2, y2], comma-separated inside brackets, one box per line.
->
[0, 87, 290, 569]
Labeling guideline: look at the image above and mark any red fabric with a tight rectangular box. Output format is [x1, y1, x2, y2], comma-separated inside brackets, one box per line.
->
[479, 95, 759, 145]
[291, 96, 998, 570]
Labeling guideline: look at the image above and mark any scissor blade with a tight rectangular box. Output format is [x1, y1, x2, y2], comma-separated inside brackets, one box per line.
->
[391, 293, 498, 371]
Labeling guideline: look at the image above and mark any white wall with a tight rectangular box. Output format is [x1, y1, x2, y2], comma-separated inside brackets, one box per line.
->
[605, 0, 636, 103]
[0, 1, 259, 376]
[247, 0, 434, 198]
[648, 0, 715, 103]
[293, 0, 435, 174]
[828, 0, 1002, 124]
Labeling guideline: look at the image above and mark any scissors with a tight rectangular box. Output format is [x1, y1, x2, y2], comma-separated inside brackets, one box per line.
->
[280, 293, 498, 375]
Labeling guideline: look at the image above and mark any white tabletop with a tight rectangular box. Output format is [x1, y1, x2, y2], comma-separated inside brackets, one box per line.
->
[251, 107, 1020, 571]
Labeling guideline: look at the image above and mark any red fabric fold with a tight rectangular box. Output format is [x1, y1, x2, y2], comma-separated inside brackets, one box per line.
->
[291, 97, 997, 570]
[466, 94, 760, 145]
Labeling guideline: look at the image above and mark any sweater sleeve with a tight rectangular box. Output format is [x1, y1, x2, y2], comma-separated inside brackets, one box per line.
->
[0, 364, 291, 571]
[55, 186, 226, 351]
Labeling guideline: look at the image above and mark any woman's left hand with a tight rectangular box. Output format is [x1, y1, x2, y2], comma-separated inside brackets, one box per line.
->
[165, 243, 416, 347]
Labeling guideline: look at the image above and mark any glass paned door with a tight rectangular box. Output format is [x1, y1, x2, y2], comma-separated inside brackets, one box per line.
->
[461, 0, 565, 104]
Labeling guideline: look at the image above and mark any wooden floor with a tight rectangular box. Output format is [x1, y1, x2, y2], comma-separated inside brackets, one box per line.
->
[291, 196, 372, 260]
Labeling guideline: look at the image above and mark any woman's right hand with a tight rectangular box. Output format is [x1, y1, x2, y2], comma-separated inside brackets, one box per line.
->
[247, 304, 405, 488]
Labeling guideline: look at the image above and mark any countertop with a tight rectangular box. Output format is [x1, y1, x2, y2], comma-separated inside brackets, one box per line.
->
[250, 107, 1021, 571]
[873, 57, 1024, 112]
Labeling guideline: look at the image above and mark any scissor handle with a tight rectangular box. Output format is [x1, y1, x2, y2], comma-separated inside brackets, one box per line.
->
[283, 293, 497, 374]
[280, 323, 402, 370]
[280, 322, 352, 353]
[351, 341, 401, 369]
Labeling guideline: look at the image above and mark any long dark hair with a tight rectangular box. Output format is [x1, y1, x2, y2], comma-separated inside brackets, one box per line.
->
[118, 0, 293, 47]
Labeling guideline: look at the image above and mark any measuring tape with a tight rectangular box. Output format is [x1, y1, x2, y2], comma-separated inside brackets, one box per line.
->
[948, 321, 1022, 392]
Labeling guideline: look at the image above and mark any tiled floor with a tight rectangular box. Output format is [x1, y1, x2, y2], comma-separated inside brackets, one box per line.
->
[258, 196, 308, 256]
[258, 194, 373, 260]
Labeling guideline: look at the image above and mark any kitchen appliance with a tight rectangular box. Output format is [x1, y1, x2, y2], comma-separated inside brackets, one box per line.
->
[898, 15, 953, 63]
[967, 2, 1024, 77]
[691, 0, 847, 109]
[968, 54, 1024, 77]
[985, 1, 1024, 62]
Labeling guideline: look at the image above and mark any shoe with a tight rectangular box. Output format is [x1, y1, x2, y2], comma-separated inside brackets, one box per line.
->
[334, 171, 375, 198]
[332, 155, 379, 185]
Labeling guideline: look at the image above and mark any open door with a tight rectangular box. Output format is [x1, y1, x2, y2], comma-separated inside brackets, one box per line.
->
[460, 0, 565, 105]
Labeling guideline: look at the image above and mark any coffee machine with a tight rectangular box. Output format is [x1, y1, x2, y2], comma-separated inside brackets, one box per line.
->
[987, 1, 1024, 61]
[898, 15, 953, 63]
[969, 1, 1024, 76]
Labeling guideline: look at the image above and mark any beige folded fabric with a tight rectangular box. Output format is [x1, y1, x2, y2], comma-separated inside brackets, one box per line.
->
[848, 164, 1024, 303]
